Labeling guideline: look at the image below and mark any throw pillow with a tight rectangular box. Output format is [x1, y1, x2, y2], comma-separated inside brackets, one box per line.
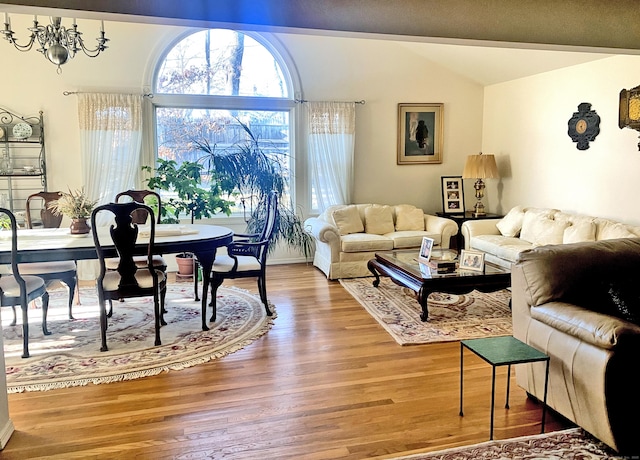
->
[364, 204, 395, 235]
[519, 214, 569, 246]
[519, 214, 551, 244]
[394, 205, 425, 231]
[563, 221, 596, 244]
[496, 205, 525, 237]
[598, 221, 637, 240]
[331, 205, 364, 235]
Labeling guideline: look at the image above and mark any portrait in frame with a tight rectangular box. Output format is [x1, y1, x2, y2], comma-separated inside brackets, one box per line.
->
[441, 176, 465, 214]
[459, 249, 485, 272]
[397, 103, 444, 164]
[418, 236, 435, 263]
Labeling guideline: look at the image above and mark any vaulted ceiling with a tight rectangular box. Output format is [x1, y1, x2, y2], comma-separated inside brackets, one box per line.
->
[0, 0, 636, 85]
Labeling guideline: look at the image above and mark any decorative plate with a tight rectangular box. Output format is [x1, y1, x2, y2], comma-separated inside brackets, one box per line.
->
[12, 122, 32, 140]
[0, 126, 5, 139]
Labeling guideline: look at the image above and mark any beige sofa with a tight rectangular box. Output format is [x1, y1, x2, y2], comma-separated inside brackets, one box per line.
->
[512, 238, 640, 454]
[462, 206, 640, 269]
[304, 204, 458, 279]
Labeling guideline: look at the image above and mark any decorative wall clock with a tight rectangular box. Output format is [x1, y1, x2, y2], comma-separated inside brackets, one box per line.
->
[619, 85, 640, 150]
[567, 102, 600, 150]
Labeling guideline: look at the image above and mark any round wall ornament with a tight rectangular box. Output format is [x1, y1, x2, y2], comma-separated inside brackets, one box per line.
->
[568, 102, 600, 150]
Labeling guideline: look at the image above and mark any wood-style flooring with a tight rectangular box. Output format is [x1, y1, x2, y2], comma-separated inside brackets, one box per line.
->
[2, 263, 572, 459]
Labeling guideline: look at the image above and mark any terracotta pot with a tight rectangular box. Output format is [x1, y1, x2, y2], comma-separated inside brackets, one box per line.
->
[69, 218, 91, 235]
[176, 253, 194, 275]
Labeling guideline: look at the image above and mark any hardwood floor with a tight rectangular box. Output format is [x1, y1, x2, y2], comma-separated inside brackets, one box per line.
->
[3, 263, 572, 459]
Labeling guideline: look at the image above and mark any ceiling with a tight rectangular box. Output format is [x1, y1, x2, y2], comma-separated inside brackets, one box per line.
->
[0, 0, 631, 86]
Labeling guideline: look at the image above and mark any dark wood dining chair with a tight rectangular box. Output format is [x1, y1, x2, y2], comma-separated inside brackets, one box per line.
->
[106, 190, 168, 316]
[91, 201, 167, 352]
[0, 207, 50, 358]
[20, 191, 78, 320]
[208, 191, 277, 322]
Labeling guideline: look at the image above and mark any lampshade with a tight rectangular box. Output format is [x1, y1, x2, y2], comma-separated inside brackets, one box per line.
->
[462, 153, 499, 179]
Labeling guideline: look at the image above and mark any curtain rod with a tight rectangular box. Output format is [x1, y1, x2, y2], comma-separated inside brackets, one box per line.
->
[63, 91, 154, 98]
[295, 98, 365, 105]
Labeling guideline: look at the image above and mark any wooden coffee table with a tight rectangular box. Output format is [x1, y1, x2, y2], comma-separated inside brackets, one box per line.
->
[367, 249, 511, 321]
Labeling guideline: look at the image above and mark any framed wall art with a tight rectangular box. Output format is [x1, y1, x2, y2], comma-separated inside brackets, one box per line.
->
[397, 103, 444, 165]
[441, 176, 464, 214]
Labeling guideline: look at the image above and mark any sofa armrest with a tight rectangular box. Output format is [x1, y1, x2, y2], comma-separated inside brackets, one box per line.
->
[424, 214, 458, 249]
[304, 217, 340, 243]
[461, 219, 501, 249]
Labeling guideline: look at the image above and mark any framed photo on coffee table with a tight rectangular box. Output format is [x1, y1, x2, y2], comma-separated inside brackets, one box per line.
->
[460, 249, 485, 272]
[441, 176, 464, 214]
[419, 236, 435, 263]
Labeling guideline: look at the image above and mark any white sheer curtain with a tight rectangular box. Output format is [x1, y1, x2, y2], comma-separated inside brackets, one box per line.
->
[77, 93, 143, 278]
[78, 93, 143, 210]
[305, 102, 355, 209]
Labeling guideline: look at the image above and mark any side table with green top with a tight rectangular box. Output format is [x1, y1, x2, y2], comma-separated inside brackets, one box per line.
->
[459, 336, 550, 440]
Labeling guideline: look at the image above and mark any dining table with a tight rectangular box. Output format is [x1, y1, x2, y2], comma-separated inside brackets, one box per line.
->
[0, 223, 234, 331]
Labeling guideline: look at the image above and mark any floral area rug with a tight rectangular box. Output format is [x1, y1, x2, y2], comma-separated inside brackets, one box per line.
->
[389, 428, 624, 459]
[340, 277, 512, 345]
[2, 284, 275, 393]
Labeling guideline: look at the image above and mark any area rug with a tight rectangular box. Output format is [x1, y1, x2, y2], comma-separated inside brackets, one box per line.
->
[389, 428, 624, 459]
[2, 284, 275, 393]
[340, 277, 512, 345]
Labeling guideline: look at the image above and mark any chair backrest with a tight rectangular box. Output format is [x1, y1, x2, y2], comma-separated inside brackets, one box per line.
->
[0, 207, 27, 284]
[115, 189, 162, 225]
[25, 191, 64, 229]
[91, 202, 157, 290]
[260, 191, 279, 244]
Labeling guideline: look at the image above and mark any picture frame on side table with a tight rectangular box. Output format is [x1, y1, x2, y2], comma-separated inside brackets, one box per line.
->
[460, 249, 485, 272]
[418, 236, 435, 263]
[397, 103, 444, 164]
[441, 176, 464, 214]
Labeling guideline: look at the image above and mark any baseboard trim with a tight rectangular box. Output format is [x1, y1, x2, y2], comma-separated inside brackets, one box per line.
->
[0, 418, 15, 449]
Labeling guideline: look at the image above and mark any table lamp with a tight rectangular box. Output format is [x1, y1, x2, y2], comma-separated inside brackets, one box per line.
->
[462, 152, 499, 217]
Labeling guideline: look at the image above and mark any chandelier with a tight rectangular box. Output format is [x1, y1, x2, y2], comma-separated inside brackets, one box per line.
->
[1, 14, 109, 73]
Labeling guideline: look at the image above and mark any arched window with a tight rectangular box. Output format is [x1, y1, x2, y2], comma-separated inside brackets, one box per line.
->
[152, 29, 296, 216]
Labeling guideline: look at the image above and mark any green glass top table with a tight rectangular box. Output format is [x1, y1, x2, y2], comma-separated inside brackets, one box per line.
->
[459, 336, 550, 440]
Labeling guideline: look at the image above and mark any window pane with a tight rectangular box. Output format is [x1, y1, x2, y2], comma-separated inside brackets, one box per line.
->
[155, 107, 290, 213]
[156, 30, 288, 97]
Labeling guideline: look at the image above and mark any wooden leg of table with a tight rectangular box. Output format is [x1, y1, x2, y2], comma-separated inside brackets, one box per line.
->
[419, 287, 430, 321]
[367, 260, 381, 287]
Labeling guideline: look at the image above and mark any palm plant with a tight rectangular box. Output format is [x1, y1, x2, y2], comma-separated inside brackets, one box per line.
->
[193, 121, 313, 258]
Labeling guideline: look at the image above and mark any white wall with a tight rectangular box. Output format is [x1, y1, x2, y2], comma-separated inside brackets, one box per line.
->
[482, 55, 640, 225]
[278, 34, 484, 213]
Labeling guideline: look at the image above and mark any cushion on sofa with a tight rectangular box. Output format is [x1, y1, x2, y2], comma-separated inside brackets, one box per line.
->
[471, 235, 533, 262]
[389, 231, 440, 249]
[521, 216, 570, 246]
[519, 209, 556, 243]
[496, 205, 525, 237]
[597, 220, 637, 240]
[364, 204, 395, 235]
[340, 233, 394, 252]
[394, 205, 425, 231]
[563, 220, 596, 244]
[332, 205, 364, 235]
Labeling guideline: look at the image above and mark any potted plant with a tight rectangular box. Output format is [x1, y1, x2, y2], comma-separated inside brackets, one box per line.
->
[193, 121, 313, 259]
[142, 159, 234, 275]
[48, 187, 98, 234]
